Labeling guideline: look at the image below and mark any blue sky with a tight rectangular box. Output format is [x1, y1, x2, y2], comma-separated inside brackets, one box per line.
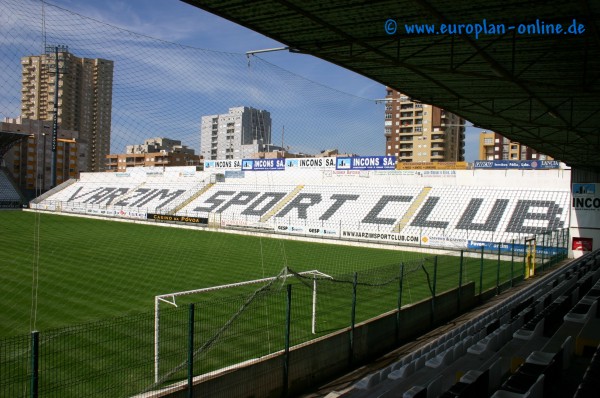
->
[15, 0, 481, 160]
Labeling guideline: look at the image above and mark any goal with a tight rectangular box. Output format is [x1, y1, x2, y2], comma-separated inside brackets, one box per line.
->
[153, 269, 332, 383]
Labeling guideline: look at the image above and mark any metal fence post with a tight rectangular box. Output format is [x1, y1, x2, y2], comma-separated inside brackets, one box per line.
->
[496, 244, 501, 295]
[566, 228, 570, 259]
[283, 284, 292, 398]
[511, 239, 515, 287]
[458, 251, 463, 312]
[188, 304, 195, 398]
[432, 256, 438, 326]
[553, 230, 557, 265]
[30, 331, 39, 398]
[523, 237, 527, 278]
[541, 232, 546, 271]
[562, 228, 566, 260]
[396, 263, 404, 341]
[433, 256, 438, 298]
[479, 246, 484, 297]
[349, 273, 357, 367]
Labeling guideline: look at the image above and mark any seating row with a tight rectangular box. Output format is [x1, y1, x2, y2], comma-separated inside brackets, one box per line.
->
[0, 169, 21, 202]
[573, 344, 600, 398]
[342, 249, 600, 398]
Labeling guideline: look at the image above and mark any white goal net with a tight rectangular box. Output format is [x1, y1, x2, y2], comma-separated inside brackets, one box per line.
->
[153, 268, 332, 383]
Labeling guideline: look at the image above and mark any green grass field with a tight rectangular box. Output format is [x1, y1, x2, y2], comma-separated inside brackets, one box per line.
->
[0, 210, 520, 397]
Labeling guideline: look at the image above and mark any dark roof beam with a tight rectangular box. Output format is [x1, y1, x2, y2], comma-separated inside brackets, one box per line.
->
[460, 108, 587, 140]
[578, 0, 600, 50]
[408, 0, 573, 130]
[529, 97, 574, 126]
[575, 105, 600, 129]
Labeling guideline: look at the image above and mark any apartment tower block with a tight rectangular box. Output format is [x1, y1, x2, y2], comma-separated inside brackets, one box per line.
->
[384, 88, 465, 162]
[20, 50, 113, 172]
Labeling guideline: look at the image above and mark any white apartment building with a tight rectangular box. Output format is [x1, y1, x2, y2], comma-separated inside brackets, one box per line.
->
[201, 106, 272, 160]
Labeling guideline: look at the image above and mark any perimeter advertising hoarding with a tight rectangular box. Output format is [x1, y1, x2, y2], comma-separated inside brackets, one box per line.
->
[473, 160, 560, 169]
[396, 162, 467, 170]
[340, 230, 420, 244]
[285, 157, 336, 169]
[147, 213, 208, 224]
[571, 183, 600, 229]
[87, 208, 147, 219]
[204, 159, 242, 170]
[467, 240, 566, 256]
[335, 156, 396, 170]
[0, 201, 22, 208]
[224, 170, 245, 178]
[241, 158, 285, 171]
[275, 224, 339, 237]
[572, 237, 593, 251]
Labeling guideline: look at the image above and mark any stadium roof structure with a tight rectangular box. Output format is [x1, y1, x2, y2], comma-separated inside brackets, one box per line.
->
[183, 0, 600, 172]
[0, 131, 29, 160]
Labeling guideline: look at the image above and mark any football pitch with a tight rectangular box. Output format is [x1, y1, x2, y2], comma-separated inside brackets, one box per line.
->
[0, 210, 515, 337]
[0, 210, 517, 396]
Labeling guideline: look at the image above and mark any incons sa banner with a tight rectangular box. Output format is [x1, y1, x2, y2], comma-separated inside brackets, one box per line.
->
[285, 157, 336, 169]
[242, 158, 285, 171]
[335, 156, 396, 170]
[204, 159, 242, 170]
[572, 183, 600, 228]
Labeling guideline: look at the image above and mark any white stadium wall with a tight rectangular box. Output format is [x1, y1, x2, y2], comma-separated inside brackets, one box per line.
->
[570, 182, 600, 257]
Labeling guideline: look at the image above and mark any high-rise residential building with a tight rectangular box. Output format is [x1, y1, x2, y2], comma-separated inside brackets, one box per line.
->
[479, 131, 553, 161]
[201, 106, 272, 160]
[384, 88, 465, 162]
[20, 49, 113, 172]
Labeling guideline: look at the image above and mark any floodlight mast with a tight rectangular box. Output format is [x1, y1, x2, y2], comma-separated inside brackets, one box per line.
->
[45, 44, 68, 188]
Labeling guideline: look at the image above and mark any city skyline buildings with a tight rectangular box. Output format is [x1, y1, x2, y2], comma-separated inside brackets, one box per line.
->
[125, 137, 196, 156]
[20, 49, 114, 172]
[0, 1, 491, 167]
[384, 88, 465, 163]
[201, 106, 272, 160]
[1, 116, 84, 192]
[478, 131, 553, 161]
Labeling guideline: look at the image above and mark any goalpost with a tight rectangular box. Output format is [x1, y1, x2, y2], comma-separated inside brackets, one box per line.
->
[207, 211, 221, 228]
[153, 269, 332, 383]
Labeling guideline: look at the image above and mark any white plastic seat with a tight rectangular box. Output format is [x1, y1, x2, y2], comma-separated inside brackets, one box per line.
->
[426, 347, 454, 368]
[388, 361, 415, 380]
